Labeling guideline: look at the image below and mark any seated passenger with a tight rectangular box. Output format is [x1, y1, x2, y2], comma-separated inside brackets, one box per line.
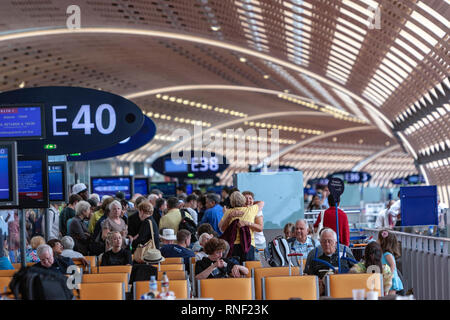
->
[304, 228, 356, 294]
[60, 236, 84, 259]
[195, 233, 214, 262]
[191, 223, 217, 252]
[26, 235, 45, 263]
[160, 229, 195, 272]
[195, 238, 248, 279]
[100, 231, 132, 266]
[288, 219, 319, 266]
[32, 244, 74, 274]
[349, 241, 393, 295]
[283, 222, 295, 240]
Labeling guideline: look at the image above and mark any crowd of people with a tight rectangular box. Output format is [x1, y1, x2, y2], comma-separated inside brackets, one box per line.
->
[0, 183, 408, 298]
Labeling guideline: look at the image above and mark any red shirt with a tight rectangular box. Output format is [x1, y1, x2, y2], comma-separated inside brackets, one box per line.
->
[314, 207, 350, 246]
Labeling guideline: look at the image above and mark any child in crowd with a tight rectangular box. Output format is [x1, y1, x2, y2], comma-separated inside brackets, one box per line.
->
[283, 223, 295, 239]
[378, 229, 404, 295]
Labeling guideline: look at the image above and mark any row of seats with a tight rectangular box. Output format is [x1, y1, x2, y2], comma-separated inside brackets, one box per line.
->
[1, 258, 383, 300]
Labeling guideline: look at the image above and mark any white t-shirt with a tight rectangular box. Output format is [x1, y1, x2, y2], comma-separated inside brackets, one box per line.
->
[254, 210, 266, 248]
[61, 249, 84, 259]
[375, 208, 389, 228]
[388, 200, 401, 217]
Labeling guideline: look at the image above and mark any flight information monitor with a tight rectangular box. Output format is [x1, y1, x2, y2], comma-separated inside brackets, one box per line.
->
[18, 155, 49, 208]
[0, 141, 18, 208]
[164, 159, 188, 173]
[134, 177, 149, 196]
[0, 105, 45, 139]
[91, 176, 134, 200]
[48, 162, 68, 203]
[150, 182, 177, 198]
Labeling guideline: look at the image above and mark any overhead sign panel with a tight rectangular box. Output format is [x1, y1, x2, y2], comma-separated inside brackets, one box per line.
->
[66, 116, 156, 161]
[152, 151, 229, 180]
[327, 171, 371, 184]
[0, 87, 144, 155]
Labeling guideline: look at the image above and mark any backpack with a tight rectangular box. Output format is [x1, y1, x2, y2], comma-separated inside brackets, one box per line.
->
[9, 266, 74, 300]
[266, 236, 292, 267]
[179, 209, 198, 243]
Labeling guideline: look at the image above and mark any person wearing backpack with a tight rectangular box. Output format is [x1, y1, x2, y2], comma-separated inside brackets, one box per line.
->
[159, 197, 193, 234]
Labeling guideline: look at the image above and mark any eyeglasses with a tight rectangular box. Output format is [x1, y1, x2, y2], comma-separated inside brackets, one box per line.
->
[320, 239, 335, 244]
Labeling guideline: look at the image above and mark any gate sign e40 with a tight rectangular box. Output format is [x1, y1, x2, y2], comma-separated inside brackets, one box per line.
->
[0, 87, 144, 155]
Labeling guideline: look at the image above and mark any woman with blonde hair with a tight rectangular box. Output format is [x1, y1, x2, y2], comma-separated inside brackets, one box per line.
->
[100, 231, 132, 266]
[26, 235, 46, 263]
[218, 191, 264, 262]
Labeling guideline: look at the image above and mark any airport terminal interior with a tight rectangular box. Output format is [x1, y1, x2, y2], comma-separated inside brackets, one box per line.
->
[0, 0, 449, 302]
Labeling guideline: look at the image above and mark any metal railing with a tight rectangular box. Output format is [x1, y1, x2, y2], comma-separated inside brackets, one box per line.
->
[362, 228, 450, 300]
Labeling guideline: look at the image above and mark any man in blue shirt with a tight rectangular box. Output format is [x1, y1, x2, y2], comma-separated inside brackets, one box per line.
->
[160, 229, 195, 273]
[287, 219, 319, 267]
[200, 194, 224, 236]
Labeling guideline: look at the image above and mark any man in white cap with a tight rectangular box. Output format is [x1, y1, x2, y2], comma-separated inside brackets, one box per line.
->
[160, 229, 177, 245]
[72, 183, 89, 201]
[160, 229, 195, 273]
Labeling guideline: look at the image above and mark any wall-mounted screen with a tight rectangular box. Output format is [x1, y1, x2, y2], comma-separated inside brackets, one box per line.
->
[48, 162, 68, 203]
[18, 155, 49, 208]
[164, 159, 188, 173]
[91, 176, 134, 200]
[134, 177, 149, 196]
[0, 141, 18, 208]
[149, 182, 177, 198]
[0, 105, 45, 139]
[186, 184, 193, 195]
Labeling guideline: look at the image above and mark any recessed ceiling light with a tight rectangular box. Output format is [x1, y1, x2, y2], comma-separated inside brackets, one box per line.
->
[358, 139, 364, 144]
[239, 57, 247, 62]
[19, 81, 25, 88]
[263, 75, 270, 79]
[211, 25, 221, 31]
[332, 137, 337, 142]
[385, 141, 391, 146]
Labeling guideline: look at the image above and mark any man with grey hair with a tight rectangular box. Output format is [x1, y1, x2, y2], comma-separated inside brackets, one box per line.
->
[304, 228, 356, 278]
[32, 244, 74, 274]
[288, 219, 319, 266]
[147, 194, 159, 207]
[60, 236, 84, 259]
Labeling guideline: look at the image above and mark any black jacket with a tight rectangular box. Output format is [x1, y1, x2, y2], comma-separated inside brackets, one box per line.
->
[131, 216, 160, 252]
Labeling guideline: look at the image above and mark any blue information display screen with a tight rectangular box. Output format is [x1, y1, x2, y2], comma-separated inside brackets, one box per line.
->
[48, 164, 64, 201]
[91, 177, 132, 200]
[134, 178, 149, 195]
[18, 160, 44, 203]
[164, 159, 188, 173]
[0, 148, 10, 200]
[0, 106, 43, 139]
[150, 182, 177, 198]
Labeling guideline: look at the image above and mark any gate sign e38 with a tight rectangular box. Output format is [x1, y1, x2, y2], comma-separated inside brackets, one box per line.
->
[0, 87, 144, 155]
